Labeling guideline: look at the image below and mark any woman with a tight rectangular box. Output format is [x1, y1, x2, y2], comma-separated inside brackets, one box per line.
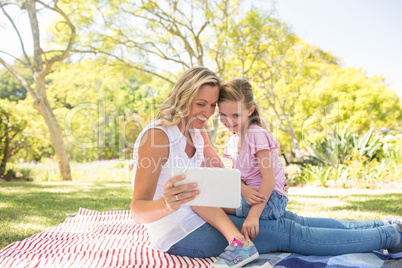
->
[130, 66, 402, 267]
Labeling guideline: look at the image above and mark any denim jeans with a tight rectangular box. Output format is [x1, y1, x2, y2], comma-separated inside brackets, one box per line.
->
[166, 213, 400, 258]
[236, 191, 288, 219]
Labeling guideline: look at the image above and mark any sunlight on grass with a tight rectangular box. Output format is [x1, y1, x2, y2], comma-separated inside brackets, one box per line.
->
[0, 203, 10, 209]
[14, 217, 53, 230]
[288, 187, 402, 220]
[14, 160, 131, 182]
[0, 181, 133, 250]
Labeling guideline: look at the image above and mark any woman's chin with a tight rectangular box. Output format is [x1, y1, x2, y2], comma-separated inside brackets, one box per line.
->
[192, 120, 207, 128]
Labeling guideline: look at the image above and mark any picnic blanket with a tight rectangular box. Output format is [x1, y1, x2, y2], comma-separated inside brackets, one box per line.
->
[0, 208, 401, 268]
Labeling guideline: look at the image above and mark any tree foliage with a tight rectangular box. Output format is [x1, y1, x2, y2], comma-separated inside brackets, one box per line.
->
[46, 59, 168, 161]
[0, 60, 33, 101]
[0, 99, 48, 175]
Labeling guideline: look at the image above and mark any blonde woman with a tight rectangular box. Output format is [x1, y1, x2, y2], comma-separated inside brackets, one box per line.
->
[130, 68, 402, 268]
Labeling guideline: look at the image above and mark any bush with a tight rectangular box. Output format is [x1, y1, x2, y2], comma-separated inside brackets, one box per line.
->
[382, 134, 402, 162]
[305, 126, 383, 166]
[290, 154, 402, 188]
[296, 126, 402, 188]
[18, 167, 32, 179]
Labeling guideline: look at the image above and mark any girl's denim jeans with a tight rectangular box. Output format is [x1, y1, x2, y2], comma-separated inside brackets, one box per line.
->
[167, 212, 400, 258]
[236, 191, 288, 219]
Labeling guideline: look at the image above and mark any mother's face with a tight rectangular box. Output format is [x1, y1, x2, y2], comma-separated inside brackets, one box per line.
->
[185, 84, 219, 129]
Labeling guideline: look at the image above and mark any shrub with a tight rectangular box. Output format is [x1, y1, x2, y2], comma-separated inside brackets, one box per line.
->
[305, 126, 382, 166]
[292, 154, 402, 188]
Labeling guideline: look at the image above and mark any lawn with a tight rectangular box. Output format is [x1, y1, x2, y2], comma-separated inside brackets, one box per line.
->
[0, 181, 401, 250]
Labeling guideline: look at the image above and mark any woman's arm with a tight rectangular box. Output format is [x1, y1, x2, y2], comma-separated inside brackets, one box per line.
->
[130, 129, 199, 223]
[200, 129, 224, 168]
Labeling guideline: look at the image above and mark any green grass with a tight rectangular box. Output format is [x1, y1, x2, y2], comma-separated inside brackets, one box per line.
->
[0, 182, 401, 251]
[0, 181, 132, 250]
[11, 160, 131, 182]
[287, 187, 402, 220]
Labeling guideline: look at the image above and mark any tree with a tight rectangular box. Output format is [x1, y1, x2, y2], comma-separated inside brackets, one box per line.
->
[46, 59, 166, 161]
[210, 9, 340, 162]
[299, 66, 402, 135]
[65, 0, 242, 83]
[51, 1, 402, 162]
[51, 0, 242, 145]
[0, 0, 75, 180]
[0, 99, 30, 175]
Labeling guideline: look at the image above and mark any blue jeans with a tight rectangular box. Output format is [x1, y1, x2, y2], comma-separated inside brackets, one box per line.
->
[167, 213, 400, 258]
[236, 191, 288, 219]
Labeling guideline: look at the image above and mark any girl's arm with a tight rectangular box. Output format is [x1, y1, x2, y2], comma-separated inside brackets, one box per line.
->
[130, 129, 199, 223]
[241, 180, 267, 205]
[200, 129, 224, 168]
[241, 149, 275, 240]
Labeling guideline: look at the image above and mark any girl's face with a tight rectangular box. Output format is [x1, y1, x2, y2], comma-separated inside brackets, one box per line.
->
[185, 84, 219, 129]
[219, 100, 255, 134]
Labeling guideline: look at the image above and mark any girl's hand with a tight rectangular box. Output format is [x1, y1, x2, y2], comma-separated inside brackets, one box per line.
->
[242, 185, 267, 205]
[162, 175, 200, 212]
[241, 216, 259, 241]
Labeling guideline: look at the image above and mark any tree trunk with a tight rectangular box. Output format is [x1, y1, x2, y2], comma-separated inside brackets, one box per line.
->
[0, 136, 10, 175]
[289, 131, 303, 164]
[281, 114, 303, 164]
[33, 87, 71, 181]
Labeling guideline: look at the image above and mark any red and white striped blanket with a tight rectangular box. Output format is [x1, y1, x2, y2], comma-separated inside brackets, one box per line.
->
[0, 208, 215, 267]
[2, 208, 401, 268]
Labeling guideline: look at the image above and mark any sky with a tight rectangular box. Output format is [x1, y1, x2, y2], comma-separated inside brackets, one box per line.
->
[253, 0, 402, 98]
[1, 1, 402, 98]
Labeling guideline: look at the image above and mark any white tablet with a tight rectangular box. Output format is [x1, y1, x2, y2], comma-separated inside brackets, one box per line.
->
[172, 167, 241, 208]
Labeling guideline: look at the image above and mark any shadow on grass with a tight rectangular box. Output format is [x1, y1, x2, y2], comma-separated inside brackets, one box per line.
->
[328, 194, 402, 215]
[0, 182, 52, 189]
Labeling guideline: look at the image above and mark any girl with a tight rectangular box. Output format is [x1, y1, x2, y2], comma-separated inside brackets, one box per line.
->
[219, 79, 288, 239]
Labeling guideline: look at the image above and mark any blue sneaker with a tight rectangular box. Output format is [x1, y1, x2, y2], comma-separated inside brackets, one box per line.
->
[213, 239, 259, 267]
[388, 235, 402, 259]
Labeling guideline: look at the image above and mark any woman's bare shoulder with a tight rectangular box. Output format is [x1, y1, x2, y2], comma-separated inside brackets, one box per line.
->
[138, 128, 169, 149]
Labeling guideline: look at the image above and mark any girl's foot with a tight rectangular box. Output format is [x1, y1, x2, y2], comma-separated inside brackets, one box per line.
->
[213, 238, 259, 267]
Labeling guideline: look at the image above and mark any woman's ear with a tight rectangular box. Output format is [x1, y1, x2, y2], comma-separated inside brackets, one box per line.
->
[248, 106, 255, 116]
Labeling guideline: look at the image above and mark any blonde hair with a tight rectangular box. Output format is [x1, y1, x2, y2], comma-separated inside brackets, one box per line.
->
[219, 79, 268, 130]
[156, 66, 221, 126]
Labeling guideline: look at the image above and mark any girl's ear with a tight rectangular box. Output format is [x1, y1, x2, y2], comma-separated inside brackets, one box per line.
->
[248, 106, 255, 116]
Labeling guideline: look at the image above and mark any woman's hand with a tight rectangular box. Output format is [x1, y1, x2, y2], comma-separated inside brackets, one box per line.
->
[162, 175, 200, 212]
[242, 185, 267, 205]
[241, 215, 259, 241]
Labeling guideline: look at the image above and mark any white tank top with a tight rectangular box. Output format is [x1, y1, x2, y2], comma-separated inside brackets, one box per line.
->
[131, 119, 206, 251]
